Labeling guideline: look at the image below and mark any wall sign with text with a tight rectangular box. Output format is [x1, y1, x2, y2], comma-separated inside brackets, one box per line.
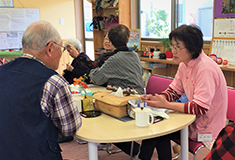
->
[0, 0, 14, 8]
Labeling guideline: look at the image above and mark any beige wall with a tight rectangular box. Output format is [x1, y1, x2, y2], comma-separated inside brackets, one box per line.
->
[14, 0, 77, 39]
[13, 0, 80, 75]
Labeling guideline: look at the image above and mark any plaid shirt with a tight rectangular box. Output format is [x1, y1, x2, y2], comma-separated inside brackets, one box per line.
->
[204, 123, 235, 160]
[22, 54, 82, 136]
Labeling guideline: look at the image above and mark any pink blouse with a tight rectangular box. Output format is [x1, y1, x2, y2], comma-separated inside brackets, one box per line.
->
[170, 51, 228, 141]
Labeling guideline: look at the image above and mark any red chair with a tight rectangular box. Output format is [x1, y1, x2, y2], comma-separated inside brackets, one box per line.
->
[146, 74, 173, 95]
[173, 87, 235, 160]
[146, 75, 235, 160]
[172, 139, 204, 160]
[227, 87, 235, 122]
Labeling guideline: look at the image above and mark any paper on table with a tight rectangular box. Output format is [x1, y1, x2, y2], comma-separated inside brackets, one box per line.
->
[145, 106, 170, 119]
[110, 87, 123, 97]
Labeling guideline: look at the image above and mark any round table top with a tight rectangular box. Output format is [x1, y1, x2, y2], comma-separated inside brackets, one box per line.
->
[75, 112, 195, 143]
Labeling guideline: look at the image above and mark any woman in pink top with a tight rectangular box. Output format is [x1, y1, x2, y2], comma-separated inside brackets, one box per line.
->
[133, 25, 228, 160]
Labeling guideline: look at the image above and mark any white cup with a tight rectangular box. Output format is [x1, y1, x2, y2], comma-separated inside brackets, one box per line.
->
[134, 108, 154, 127]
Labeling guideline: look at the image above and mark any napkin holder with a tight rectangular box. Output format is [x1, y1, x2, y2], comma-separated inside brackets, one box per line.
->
[93, 91, 140, 118]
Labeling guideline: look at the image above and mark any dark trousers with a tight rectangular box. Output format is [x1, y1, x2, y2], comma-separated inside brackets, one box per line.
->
[113, 141, 140, 156]
[114, 131, 181, 160]
[139, 131, 181, 160]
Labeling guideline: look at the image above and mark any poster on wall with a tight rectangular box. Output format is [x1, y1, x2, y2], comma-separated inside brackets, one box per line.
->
[214, 19, 235, 37]
[0, 0, 14, 8]
[127, 29, 141, 50]
[0, 8, 40, 32]
[214, 0, 235, 18]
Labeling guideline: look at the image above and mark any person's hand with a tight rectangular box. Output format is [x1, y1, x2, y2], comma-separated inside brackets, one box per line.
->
[142, 94, 170, 109]
[140, 94, 153, 101]
[67, 44, 80, 58]
[66, 63, 74, 72]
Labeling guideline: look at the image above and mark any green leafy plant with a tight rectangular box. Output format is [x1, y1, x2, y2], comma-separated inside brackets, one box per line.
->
[159, 38, 171, 53]
[146, 10, 170, 37]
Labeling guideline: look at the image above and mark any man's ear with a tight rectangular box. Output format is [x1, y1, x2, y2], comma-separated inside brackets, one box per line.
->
[45, 42, 53, 57]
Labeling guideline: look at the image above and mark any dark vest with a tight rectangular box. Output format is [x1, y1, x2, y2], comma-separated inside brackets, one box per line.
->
[0, 57, 62, 160]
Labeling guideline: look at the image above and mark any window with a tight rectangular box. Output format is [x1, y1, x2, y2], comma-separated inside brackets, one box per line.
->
[83, 0, 94, 60]
[140, 0, 213, 41]
[178, 0, 213, 41]
[140, 0, 171, 39]
[83, 0, 93, 39]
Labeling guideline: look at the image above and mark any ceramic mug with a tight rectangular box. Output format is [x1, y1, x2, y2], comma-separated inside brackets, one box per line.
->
[134, 108, 154, 127]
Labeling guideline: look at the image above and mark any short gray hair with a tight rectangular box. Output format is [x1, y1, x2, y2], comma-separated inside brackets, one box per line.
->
[64, 38, 82, 51]
[22, 20, 61, 50]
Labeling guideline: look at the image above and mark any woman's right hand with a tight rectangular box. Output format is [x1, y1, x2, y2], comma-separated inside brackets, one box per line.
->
[141, 94, 170, 109]
[67, 44, 80, 58]
[66, 63, 74, 72]
[140, 94, 153, 101]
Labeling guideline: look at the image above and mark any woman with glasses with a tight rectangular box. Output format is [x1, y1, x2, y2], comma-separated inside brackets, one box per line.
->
[120, 25, 228, 160]
[137, 24, 228, 160]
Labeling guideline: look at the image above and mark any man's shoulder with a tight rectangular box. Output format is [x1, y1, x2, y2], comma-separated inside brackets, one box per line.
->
[48, 74, 69, 89]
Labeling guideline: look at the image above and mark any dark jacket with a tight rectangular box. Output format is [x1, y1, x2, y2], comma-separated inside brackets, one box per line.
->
[0, 58, 62, 160]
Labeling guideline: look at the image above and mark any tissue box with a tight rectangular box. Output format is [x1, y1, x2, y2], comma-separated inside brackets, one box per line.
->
[93, 91, 140, 118]
[72, 94, 84, 112]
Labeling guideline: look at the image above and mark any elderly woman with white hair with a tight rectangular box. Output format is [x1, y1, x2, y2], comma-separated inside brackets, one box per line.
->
[62, 38, 90, 84]
[63, 34, 116, 85]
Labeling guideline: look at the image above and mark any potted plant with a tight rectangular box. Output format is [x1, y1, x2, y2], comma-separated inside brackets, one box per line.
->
[159, 38, 173, 59]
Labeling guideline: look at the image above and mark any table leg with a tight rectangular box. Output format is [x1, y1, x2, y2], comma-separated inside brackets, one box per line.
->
[129, 141, 134, 159]
[88, 142, 98, 160]
[180, 126, 188, 160]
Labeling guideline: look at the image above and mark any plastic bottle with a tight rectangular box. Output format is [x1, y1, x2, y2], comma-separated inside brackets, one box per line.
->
[145, 72, 152, 86]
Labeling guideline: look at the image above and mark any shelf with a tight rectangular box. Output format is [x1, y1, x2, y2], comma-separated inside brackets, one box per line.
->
[220, 65, 235, 72]
[140, 57, 177, 65]
[92, 6, 119, 10]
[92, 0, 130, 59]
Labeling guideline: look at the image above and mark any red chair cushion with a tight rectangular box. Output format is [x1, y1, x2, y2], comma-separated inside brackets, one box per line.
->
[227, 88, 235, 121]
[146, 75, 173, 95]
[173, 139, 204, 154]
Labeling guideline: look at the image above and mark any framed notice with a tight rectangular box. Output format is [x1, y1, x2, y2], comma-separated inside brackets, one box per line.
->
[127, 29, 141, 50]
[214, 0, 235, 18]
[0, 0, 14, 8]
[214, 19, 235, 37]
[209, 37, 235, 65]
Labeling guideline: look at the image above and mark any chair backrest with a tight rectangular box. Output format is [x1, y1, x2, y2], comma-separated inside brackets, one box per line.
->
[146, 75, 173, 95]
[227, 87, 235, 121]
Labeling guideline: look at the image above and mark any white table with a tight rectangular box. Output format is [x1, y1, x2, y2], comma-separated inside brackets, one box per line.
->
[75, 112, 195, 160]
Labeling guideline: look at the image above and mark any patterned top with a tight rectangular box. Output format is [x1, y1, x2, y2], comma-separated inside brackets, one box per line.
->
[204, 123, 235, 160]
[89, 47, 144, 94]
[77, 51, 116, 69]
[22, 53, 82, 136]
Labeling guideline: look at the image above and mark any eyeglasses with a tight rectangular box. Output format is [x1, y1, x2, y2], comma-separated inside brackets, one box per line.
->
[170, 44, 185, 52]
[104, 37, 110, 42]
[46, 41, 66, 53]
